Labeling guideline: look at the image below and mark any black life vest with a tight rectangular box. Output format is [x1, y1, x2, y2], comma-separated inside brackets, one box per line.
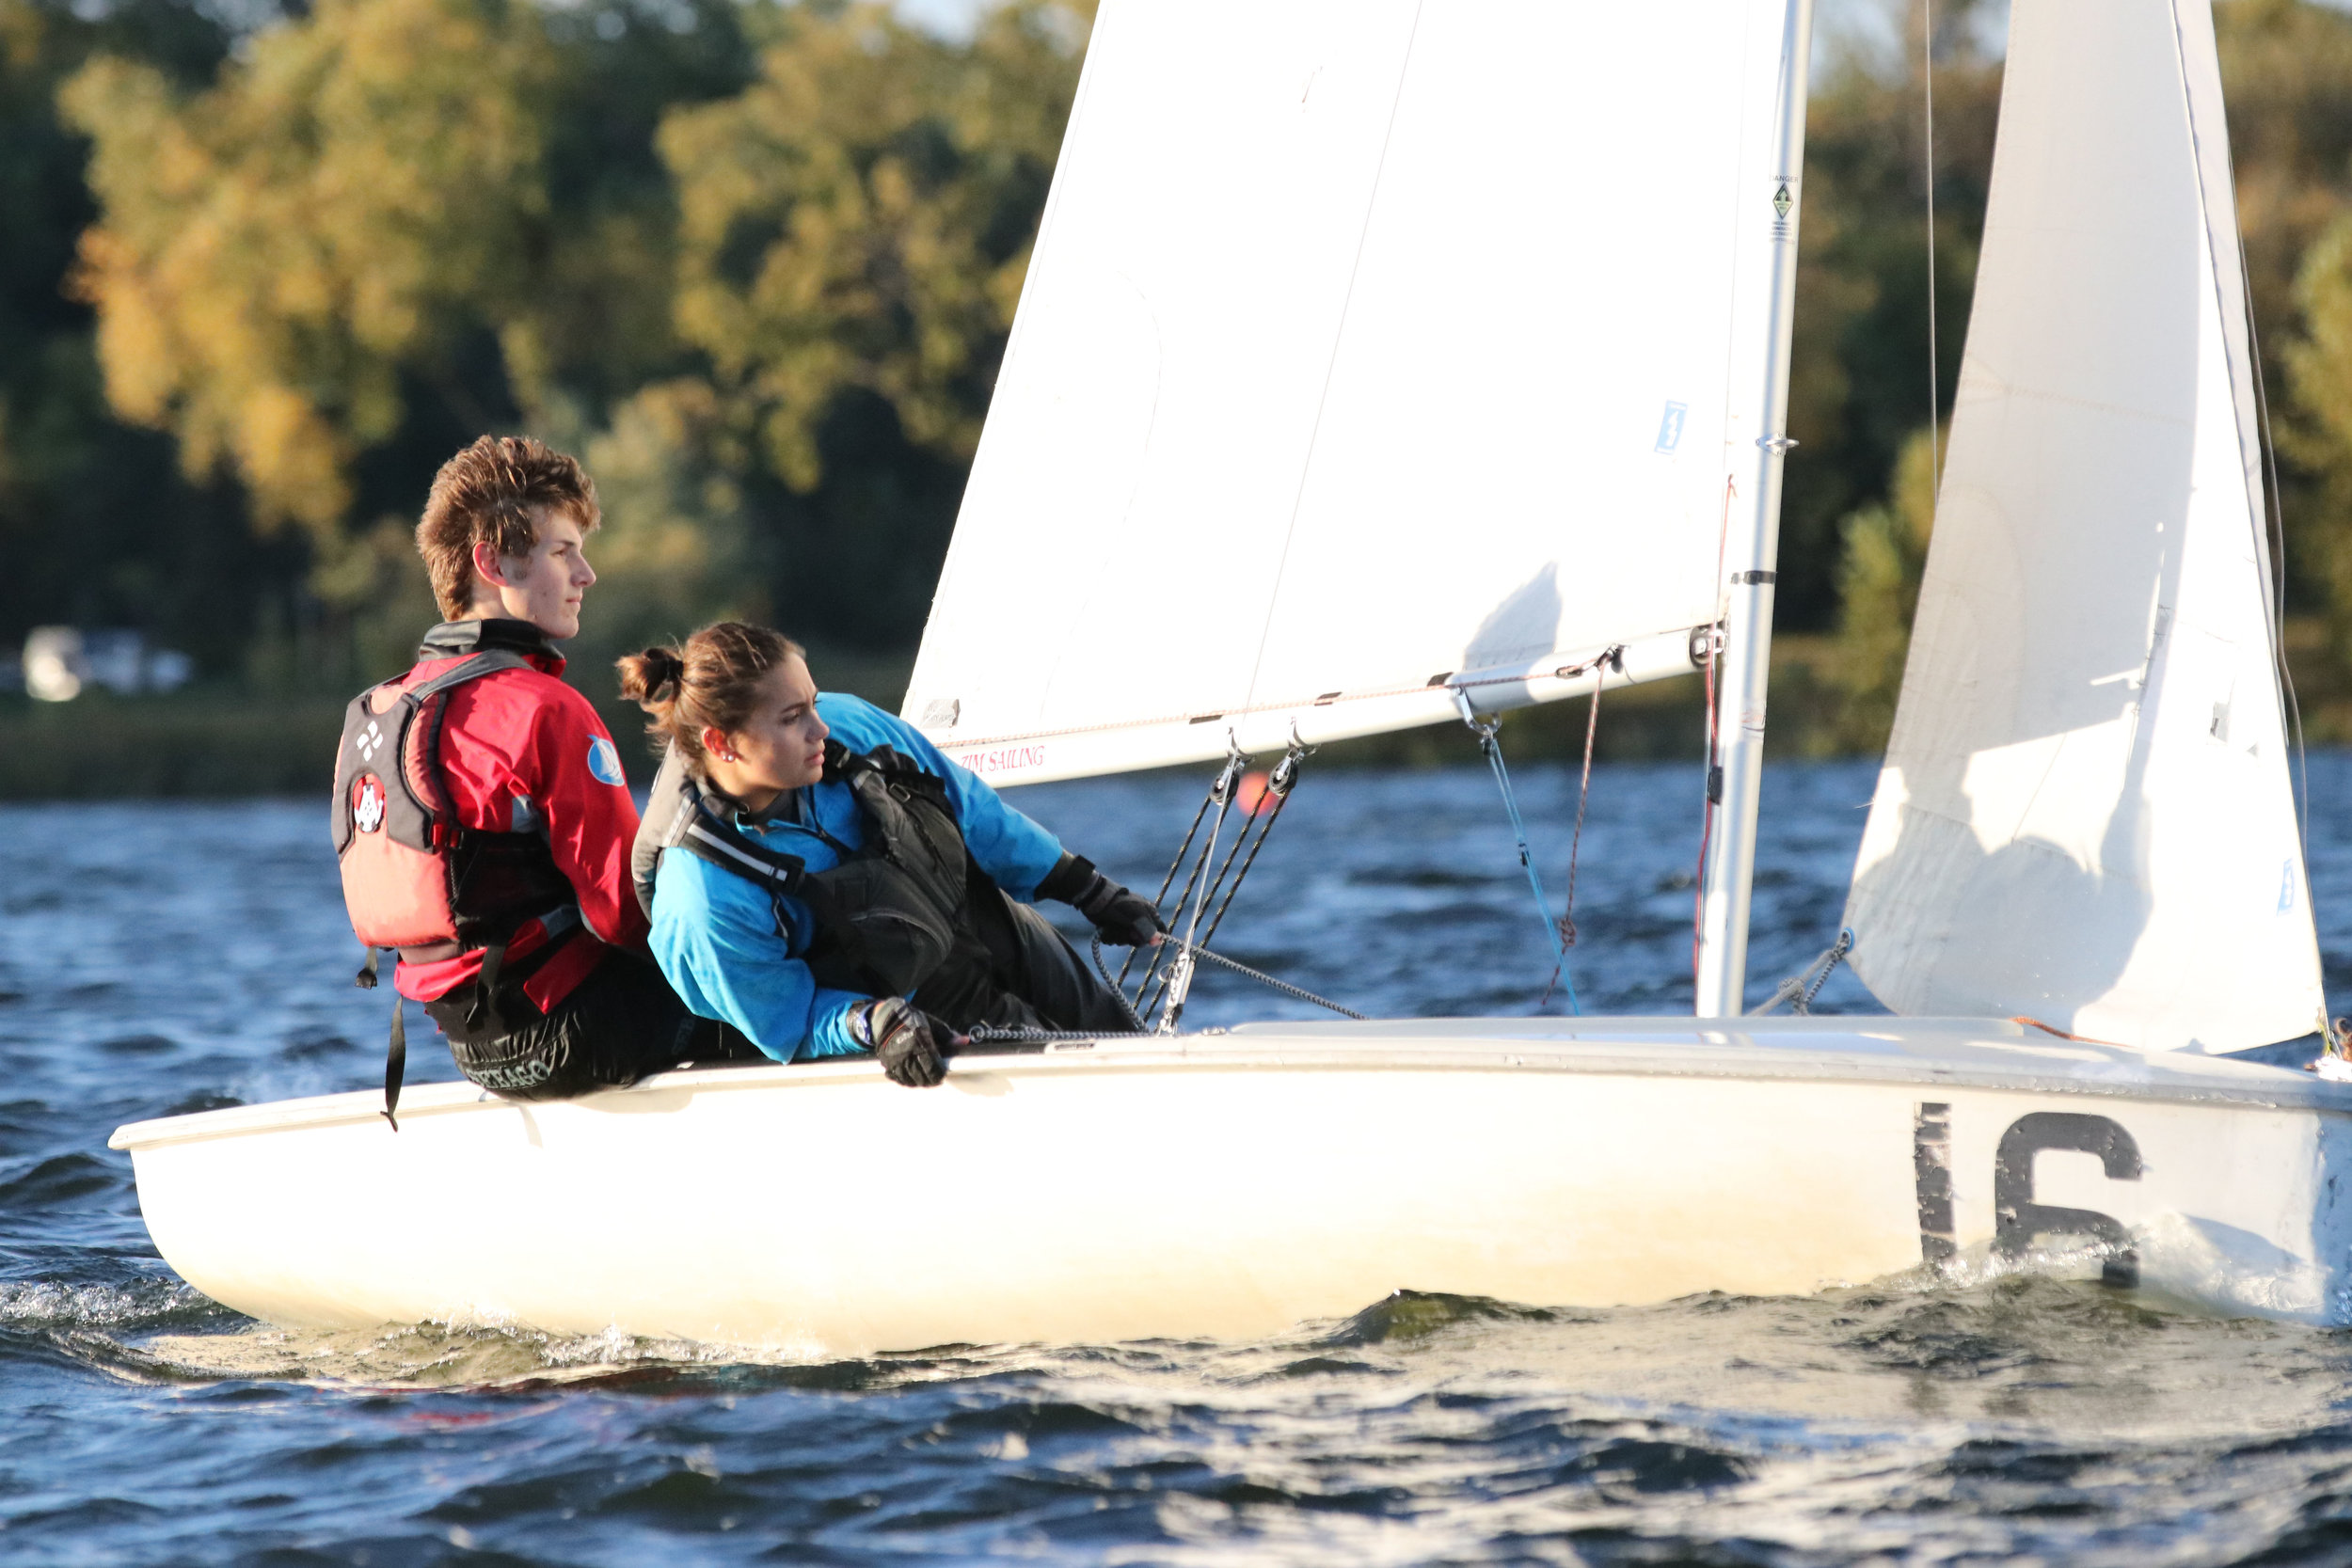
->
[330, 649, 579, 972]
[636, 740, 1041, 1032]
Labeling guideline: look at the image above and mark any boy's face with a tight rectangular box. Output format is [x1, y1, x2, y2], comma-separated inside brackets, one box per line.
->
[470, 508, 596, 640]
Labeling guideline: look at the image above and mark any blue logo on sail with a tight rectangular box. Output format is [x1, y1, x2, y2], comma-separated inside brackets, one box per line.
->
[1655, 402, 1688, 454]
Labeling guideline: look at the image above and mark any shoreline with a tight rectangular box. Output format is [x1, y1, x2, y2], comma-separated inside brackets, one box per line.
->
[8, 628, 2350, 799]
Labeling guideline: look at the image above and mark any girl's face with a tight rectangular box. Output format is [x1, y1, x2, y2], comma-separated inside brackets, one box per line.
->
[703, 656, 829, 808]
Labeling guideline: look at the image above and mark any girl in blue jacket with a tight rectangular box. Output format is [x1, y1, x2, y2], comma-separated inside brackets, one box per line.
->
[620, 622, 1159, 1085]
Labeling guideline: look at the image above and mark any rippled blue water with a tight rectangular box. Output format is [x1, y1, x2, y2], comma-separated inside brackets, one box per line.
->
[8, 754, 2352, 1564]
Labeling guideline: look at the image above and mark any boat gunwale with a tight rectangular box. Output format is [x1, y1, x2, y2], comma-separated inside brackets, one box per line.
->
[105, 1016, 2349, 1152]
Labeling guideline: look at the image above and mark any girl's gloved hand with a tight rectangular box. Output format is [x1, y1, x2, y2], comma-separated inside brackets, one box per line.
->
[1039, 854, 1165, 947]
[849, 996, 953, 1087]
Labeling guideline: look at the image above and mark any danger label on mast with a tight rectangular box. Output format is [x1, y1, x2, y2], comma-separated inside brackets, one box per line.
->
[1771, 177, 1795, 242]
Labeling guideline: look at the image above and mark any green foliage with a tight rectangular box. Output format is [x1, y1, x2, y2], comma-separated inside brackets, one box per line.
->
[645, 0, 1089, 649]
[1785, 8, 1997, 636]
[61, 0, 560, 538]
[59, 0, 755, 562]
[2283, 216, 2352, 674]
[566, 377, 762, 675]
[1830, 426, 1939, 752]
[46, 0, 1087, 679]
[1814, 0, 2352, 736]
[2255, 0, 2352, 681]
[662, 0, 1085, 488]
[18, 0, 2352, 759]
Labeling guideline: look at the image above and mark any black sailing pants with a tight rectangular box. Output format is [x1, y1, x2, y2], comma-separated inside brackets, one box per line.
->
[917, 895, 1134, 1036]
[425, 949, 756, 1102]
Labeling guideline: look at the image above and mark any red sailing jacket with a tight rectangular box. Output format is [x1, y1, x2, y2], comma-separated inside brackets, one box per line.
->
[378, 619, 649, 1011]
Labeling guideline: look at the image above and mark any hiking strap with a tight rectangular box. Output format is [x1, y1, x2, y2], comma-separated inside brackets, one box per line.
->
[466, 941, 509, 1035]
[382, 988, 406, 1133]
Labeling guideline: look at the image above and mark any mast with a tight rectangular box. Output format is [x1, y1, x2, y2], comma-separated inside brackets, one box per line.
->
[1694, 0, 1817, 1017]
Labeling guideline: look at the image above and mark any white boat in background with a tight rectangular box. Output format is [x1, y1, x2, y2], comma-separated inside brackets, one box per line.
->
[111, 0, 2352, 1351]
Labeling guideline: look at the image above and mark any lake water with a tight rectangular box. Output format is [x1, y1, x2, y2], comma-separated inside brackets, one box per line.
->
[8, 754, 2352, 1564]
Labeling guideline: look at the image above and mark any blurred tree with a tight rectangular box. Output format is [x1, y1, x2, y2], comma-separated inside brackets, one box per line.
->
[61, 0, 1087, 673]
[2240, 0, 2352, 680]
[59, 0, 755, 682]
[658, 0, 1089, 646]
[2285, 217, 2352, 673]
[1783, 5, 1999, 638]
[1814, 0, 2352, 738]
[1829, 423, 1938, 752]
[0, 0, 298, 677]
[63, 0, 560, 540]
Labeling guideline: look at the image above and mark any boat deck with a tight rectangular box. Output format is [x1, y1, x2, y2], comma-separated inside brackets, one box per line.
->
[107, 1016, 2350, 1154]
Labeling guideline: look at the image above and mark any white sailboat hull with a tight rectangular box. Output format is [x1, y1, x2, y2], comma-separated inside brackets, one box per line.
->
[110, 1019, 2352, 1354]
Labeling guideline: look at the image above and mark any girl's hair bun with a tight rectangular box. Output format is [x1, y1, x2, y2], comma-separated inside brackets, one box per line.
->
[616, 644, 686, 706]
[618, 622, 806, 777]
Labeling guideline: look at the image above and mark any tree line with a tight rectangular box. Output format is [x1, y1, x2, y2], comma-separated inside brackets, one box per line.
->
[11, 0, 2352, 740]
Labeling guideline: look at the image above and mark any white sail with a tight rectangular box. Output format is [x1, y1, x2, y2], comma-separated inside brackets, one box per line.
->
[1845, 0, 2325, 1052]
[904, 0, 1804, 784]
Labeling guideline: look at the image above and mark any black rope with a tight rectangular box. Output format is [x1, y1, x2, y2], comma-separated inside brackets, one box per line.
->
[960, 1028, 1113, 1047]
[1747, 928, 1854, 1016]
[1136, 752, 1247, 1020]
[1184, 941, 1363, 1020]
[1117, 771, 1219, 989]
[1121, 751, 1244, 993]
[1196, 740, 1309, 957]
[1092, 934, 1150, 1034]
[969, 935, 1364, 1043]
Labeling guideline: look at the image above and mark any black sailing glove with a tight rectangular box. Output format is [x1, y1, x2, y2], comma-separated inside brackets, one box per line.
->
[848, 997, 951, 1088]
[1036, 853, 1164, 947]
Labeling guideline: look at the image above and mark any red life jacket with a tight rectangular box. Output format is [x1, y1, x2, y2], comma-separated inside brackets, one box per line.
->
[331, 649, 579, 976]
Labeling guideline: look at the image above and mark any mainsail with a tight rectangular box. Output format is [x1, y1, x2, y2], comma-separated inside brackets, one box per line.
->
[1845, 0, 2326, 1051]
[904, 0, 1807, 785]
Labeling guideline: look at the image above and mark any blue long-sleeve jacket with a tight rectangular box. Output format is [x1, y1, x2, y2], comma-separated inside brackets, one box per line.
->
[647, 692, 1067, 1061]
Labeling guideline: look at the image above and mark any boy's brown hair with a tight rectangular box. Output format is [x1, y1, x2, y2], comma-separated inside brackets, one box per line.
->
[416, 436, 601, 619]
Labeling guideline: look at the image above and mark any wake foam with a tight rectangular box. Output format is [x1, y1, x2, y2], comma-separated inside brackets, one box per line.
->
[0, 1277, 212, 1331]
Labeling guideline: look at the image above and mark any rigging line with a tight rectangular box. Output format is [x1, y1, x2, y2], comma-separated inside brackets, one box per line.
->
[1189, 780, 1268, 956]
[1140, 751, 1246, 1022]
[1232, 0, 1429, 716]
[2163, 0, 2312, 855]
[2229, 153, 2312, 858]
[2154, 3, 2324, 860]
[970, 936, 1364, 1037]
[1152, 794, 1247, 1034]
[1092, 934, 1150, 1035]
[1120, 755, 1232, 990]
[1692, 476, 1736, 989]
[1746, 927, 1853, 1016]
[1198, 739, 1311, 956]
[1541, 647, 1621, 1011]
[1182, 940, 1366, 1021]
[2246, 225, 2313, 858]
[1135, 794, 1227, 1015]
[1923, 0, 1941, 488]
[1134, 817, 1218, 1013]
[1199, 794, 1285, 951]
[1458, 693, 1578, 1011]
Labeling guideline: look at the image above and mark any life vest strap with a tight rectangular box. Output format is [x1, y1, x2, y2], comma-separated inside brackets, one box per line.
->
[381, 987, 406, 1132]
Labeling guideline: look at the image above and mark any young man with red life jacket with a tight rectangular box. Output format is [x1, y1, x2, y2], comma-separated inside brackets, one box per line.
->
[331, 436, 729, 1119]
